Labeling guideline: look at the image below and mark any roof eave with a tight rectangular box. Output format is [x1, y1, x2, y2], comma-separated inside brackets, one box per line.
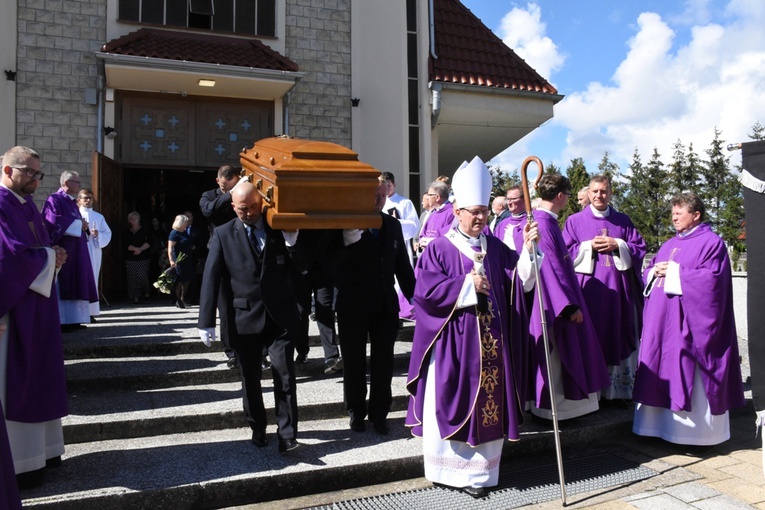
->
[96, 52, 305, 82]
[431, 81, 564, 104]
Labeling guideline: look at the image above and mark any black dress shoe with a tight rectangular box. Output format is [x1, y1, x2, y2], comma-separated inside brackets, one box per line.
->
[251, 430, 268, 447]
[461, 486, 487, 498]
[46, 455, 62, 468]
[16, 468, 45, 490]
[261, 356, 272, 370]
[349, 413, 366, 432]
[295, 353, 308, 364]
[278, 438, 300, 453]
[372, 419, 389, 435]
[226, 357, 239, 369]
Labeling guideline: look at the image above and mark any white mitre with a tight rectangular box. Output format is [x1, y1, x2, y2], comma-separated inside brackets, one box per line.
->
[452, 156, 492, 208]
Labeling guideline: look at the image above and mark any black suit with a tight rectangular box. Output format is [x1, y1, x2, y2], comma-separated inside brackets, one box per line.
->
[333, 214, 415, 424]
[198, 218, 299, 440]
[199, 188, 238, 359]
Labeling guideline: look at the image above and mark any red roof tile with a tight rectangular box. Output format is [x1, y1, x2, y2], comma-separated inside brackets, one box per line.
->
[100, 28, 299, 72]
[431, 0, 558, 95]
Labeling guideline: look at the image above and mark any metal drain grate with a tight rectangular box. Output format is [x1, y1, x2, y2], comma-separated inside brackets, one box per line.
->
[308, 452, 657, 510]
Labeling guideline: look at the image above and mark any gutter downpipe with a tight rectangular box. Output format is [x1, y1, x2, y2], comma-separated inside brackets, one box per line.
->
[96, 75, 104, 154]
[429, 0, 439, 129]
[430, 81, 441, 129]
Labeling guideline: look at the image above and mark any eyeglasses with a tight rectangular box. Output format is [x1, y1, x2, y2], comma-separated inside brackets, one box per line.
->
[79, 196, 93, 200]
[561, 191, 571, 196]
[426, 193, 438, 197]
[507, 196, 523, 202]
[459, 207, 490, 217]
[12, 166, 45, 181]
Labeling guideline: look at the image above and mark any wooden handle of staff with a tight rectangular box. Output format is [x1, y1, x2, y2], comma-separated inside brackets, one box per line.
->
[520, 156, 544, 215]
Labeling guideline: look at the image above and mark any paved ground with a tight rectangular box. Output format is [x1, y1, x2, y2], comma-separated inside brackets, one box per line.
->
[240, 404, 763, 510]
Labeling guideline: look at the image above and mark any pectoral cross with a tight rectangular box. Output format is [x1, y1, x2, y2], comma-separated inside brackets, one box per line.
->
[600, 228, 612, 267]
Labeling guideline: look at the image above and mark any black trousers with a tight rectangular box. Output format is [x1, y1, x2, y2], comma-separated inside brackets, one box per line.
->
[295, 266, 340, 361]
[234, 317, 298, 440]
[336, 311, 399, 421]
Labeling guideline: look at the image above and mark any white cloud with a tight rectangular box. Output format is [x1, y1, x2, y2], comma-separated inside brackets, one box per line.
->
[497, 3, 565, 81]
[550, 2, 765, 173]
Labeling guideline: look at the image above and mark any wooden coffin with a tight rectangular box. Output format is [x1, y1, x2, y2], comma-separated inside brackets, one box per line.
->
[240, 137, 382, 230]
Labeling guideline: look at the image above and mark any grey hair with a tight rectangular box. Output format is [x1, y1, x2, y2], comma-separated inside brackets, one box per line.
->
[60, 170, 79, 187]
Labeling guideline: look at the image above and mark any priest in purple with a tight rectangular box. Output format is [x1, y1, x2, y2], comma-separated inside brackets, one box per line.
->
[415, 179, 455, 255]
[563, 175, 646, 400]
[406, 156, 540, 497]
[494, 185, 527, 252]
[42, 170, 98, 329]
[633, 193, 745, 446]
[528, 174, 610, 420]
[0, 146, 69, 488]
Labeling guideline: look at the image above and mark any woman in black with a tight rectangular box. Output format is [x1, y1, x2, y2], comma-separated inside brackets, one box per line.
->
[125, 211, 152, 304]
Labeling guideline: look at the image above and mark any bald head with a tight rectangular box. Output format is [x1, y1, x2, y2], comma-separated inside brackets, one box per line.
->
[231, 181, 263, 226]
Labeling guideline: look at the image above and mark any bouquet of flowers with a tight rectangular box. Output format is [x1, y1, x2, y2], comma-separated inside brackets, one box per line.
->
[153, 252, 186, 294]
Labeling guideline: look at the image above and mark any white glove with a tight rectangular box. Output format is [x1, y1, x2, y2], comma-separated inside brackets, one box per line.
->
[342, 228, 363, 246]
[198, 328, 216, 347]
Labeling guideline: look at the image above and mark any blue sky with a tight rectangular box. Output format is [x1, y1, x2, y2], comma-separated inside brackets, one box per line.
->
[460, 0, 765, 176]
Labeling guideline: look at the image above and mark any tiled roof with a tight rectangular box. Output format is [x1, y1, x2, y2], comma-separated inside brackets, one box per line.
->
[100, 28, 299, 72]
[431, 0, 558, 95]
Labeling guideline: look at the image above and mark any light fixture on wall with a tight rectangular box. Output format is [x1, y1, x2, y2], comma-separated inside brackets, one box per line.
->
[198, 79, 216, 87]
[104, 126, 117, 139]
[4, 70, 16, 81]
[351, 97, 360, 107]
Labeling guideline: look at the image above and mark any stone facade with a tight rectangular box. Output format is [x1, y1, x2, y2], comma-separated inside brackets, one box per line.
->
[284, 0, 352, 148]
[16, 0, 105, 201]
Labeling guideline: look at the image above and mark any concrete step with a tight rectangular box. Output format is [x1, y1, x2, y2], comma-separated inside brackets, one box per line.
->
[23, 406, 634, 509]
[65, 346, 413, 391]
[21, 302, 633, 509]
[64, 370, 412, 444]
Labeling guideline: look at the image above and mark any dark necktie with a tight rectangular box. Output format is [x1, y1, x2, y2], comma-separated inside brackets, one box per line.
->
[247, 226, 261, 254]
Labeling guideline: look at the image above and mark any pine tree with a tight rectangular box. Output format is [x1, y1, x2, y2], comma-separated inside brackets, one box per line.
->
[700, 128, 744, 251]
[667, 139, 698, 195]
[622, 148, 670, 252]
[489, 165, 521, 198]
[597, 151, 624, 208]
[560, 157, 589, 223]
[749, 121, 765, 141]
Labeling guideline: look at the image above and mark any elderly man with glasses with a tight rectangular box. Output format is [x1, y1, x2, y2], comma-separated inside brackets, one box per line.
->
[42, 170, 98, 332]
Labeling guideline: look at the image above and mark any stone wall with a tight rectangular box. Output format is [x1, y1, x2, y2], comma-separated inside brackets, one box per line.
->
[16, 0, 105, 203]
[284, 0, 352, 147]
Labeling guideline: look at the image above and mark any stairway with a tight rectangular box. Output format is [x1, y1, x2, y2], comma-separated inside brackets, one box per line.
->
[19, 302, 632, 509]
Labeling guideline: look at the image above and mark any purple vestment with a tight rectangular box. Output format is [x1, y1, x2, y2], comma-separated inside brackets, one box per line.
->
[42, 189, 98, 302]
[528, 210, 610, 408]
[563, 207, 646, 365]
[633, 223, 745, 414]
[494, 213, 526, 252]
[406, 231, 530, 446]
[0, 188, 68, 423]
[419, 202, 455, 241]
[0, 409, 21, 509]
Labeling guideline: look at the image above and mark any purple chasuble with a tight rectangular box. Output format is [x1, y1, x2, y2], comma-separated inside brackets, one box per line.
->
[0, 188, 68, 422]
[528, 210, 610, 408]
[633, 223, 745, 414]
[0, 409, 21, 509]
[563, 207, 646, 365]
[419, 202, 455, 241]
[42, 189, 98, 302]
[494, 214, 527, 252]
[406, 231, 530, 446]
